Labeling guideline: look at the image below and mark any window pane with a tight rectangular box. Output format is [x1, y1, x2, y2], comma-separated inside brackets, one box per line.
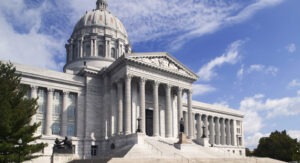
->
[98, 45, 104, 57]
[67, 125, 74, 136]
[52, 123, 60, 135]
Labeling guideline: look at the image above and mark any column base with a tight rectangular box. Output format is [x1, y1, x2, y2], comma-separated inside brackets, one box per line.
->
[199, 137, 210, 147]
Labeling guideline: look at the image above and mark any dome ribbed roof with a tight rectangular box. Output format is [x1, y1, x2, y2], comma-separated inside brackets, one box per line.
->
[73, 9, 128, 37]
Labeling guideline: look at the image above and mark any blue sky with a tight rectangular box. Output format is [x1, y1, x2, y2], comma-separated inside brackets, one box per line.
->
[0, 0, 300, 149]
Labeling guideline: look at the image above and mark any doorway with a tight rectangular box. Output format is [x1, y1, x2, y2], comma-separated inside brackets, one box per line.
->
[146, 109, 153, 136]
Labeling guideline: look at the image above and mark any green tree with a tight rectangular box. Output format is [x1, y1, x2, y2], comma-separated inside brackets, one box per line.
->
[252, 130, 300, 162]
[0, 61, 47, 162]
[245, 148, 252, 156]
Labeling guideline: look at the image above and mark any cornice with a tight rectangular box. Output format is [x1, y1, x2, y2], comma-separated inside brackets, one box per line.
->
[17, 71, 85, 87]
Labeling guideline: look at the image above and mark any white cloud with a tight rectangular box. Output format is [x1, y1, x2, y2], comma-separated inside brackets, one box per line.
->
[192, 84, 216, 96]
[64, 0, 284, 50]
[237, 65, 244, 79]
[240, 93, 300, 119]
[197, 40, 243, 81]
[288, 130, 300, 141]
[247, 64, 278, 76]
[288, 79, 300, 88]
[247, 64, 264, 73]
[226, 0, 284, 23]
[245, 132, 269, 149]
[213, 101, 229, 108]
[242, 109, 264, 134]
[0, 0, 64, 70]
[238, 64, 278, 79]
[286, 43, 296, 53]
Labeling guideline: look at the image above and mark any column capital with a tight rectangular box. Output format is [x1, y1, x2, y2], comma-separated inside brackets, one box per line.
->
[153, 80, 159, 87]
[188, 89, 193, 94]
[62, 90, 69, 95]
[47, 88, 54, 93]
[140, 77, 147, 84]
[125, 74, 133, 80]
[30, 85, 38, 90]
[178, 87, 183, 92]
[165, 83, 172, 89]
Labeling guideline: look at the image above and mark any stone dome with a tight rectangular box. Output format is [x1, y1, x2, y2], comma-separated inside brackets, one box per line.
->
[64, 0, 131, 73]
[73, 9, 128, 39]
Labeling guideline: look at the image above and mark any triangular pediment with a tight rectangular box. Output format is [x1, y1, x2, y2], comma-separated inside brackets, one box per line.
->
[125, 52, 199, 80]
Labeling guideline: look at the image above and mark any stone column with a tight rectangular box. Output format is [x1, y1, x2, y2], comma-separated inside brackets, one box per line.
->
[139, 77, 146, 134]
[226, 119, 231, 145]
[209, 116, 214, 145]
[231, 120, 236, 146]
[177, 87, 183, 134]
[165, 84, 172, 138]
[90, 39, 94, 57]
[102, 77, 109, 139]
[125, 75, 132, 135]
[193, 113, 196, 138]
[117, 81, 123, 135]
[30, 86, 38, 125]
[45, 88, 54, 135]
[220, 118, 225, 145]
[183, 112, 188, 135]
[153, 81, 159, 136]
[94, 39, 98, 57]
[215, 117, 220, 145]
[61, 91, 68, 136]
[70, 43, 74, 60]
[196, 114, 202, 139]
[203, 115, 208, 138]
[109, 85, 114, 137]
[187, 90, 193, 139]
[77, 40, 80, 58]
[80, 39, 83, 58]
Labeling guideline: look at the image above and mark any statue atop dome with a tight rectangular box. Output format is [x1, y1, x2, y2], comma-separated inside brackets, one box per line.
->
[96, 0, 107, 10]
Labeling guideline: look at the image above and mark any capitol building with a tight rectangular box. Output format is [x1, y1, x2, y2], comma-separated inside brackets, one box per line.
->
[11, 0, 245, 162]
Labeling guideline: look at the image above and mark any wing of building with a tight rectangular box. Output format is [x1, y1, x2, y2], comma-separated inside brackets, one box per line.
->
[8, 0, 245, 162]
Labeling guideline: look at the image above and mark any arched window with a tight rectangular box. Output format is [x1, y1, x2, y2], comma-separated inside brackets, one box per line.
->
[98, 45, 104, 57]
[111, 48, 116, 59]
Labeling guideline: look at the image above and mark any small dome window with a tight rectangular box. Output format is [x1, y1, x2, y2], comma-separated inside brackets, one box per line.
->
[111, 48, 116, 59]
[73, 45, 77, 60]
[85, 44, 91, 57]
[98, 45, 104, 57]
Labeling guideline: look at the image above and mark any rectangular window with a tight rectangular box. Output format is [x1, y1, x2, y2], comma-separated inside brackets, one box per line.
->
[238, 137, 242, 146]
[91, 145, 97, 156]
[52, 122, 60, 135]
[67, 124, 74, 136]
[68, 106, 75, 120]
[67, 93, 77, 137]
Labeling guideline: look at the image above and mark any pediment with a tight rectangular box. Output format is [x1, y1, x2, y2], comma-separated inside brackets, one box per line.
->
[126, 52, 198, 80]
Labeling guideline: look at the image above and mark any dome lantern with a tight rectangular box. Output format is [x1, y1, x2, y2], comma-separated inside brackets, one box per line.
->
[96, 0, 107, 10]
